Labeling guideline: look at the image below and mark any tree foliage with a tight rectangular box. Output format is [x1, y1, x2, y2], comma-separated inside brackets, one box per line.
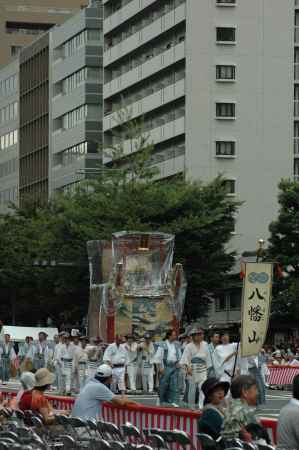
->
[0, 117, 240, 325]
[268, 179, 299, 320]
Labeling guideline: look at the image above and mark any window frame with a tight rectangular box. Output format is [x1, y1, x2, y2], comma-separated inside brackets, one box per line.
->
[216, 102, 236, 119]
[215, 140, 236, 158]
[222, 179, 236, 196]
[216, 0, 236, 6]
[216, 64, 236, 81]
[216, 27, 236, 44]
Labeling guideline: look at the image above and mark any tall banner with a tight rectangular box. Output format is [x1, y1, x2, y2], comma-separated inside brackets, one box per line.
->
[241, 262, 273, 357]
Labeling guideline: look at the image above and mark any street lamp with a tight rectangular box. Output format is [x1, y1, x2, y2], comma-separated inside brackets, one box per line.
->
[256, 238, 265, 263]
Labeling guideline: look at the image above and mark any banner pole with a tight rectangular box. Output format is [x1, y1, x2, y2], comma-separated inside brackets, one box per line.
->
[232, 339, 240, 379]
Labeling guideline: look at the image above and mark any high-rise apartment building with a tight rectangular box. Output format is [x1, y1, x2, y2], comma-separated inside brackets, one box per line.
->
[0, 59, 19, 212]
[0, 0, 89, 68]
[49, 1, 103, 194]
[102, 0, 293, 256]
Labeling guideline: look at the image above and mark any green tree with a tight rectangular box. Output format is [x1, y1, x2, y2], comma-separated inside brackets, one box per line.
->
[268, 179, 299, 320]
[0, 115, 240, 323]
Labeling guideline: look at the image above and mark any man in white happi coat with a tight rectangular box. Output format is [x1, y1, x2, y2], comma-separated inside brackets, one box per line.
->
[33, 332, 50, 371]
[53, 333, 66, 393]
[60, 333, 76, 395]
[139, 333, 156, 393]
[103, 335, 128, 394]
[207, 331, 220, 378]
[73, 336, 89, 391]
[0, 334, 16, 382]
[124, 335, 138, 393]
[19, 336, 34, 372]
[214, 332, 239, 383]
[180, 327, 209, 409]
[86, 338, 103, 379]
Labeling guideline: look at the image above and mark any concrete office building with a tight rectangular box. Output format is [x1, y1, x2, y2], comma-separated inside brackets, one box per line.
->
[0, 59, 19, 213]
[102, 0, 293, 257]
[49, 1, 103, 193]
[19, 33, 50, 206]
[0, 0, 89, 68]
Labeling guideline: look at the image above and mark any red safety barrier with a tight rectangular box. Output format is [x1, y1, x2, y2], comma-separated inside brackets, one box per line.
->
[103, 402, 199, 449]
[268, 364, 299, 386]
[102, 402, 278, 447]
[259, 418, 278, 444]
[0, 388, 278, 446]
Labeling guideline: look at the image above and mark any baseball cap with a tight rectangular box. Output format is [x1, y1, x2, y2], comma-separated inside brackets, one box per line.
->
[96, 364, 112, 378]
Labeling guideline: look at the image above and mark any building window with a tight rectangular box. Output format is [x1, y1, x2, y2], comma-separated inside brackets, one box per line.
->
[216, 65, 235, 81]
[0, 129, 18, 151]
[215, 294, 227, 312]
[0, 75, 18, 98]
[216, 102, 235, 118]
[11, 45, 22, 56]
[54, 142, 88, 167]
[216, 27, 236, 43]
[222, 179, 236, 195]
[216, 0, 236, 5]
[229, 291, 241, 310]
[0, 158, 17, 179]
[61, 67, 102, 95]
[6, 21, 54, 35]
[62, 105, 88, 129]
[64, 29, 102, 58]
[0, 101, 18, 124]
[216, 141, 236, 157]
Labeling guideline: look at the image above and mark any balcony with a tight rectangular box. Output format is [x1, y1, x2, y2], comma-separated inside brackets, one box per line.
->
[104, 3, 186, 66]
[104, 41, 185, 99]
[103, 78, 185, 131]
[104, 0, 158, 34]
[52, 122, 101, 154]
[104, 116, 185, 162]
[153, 152, 185, 179]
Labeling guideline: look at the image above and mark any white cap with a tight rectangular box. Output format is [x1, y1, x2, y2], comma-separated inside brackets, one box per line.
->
[96, 364, 112, 378]
[71, 329, 80, 337]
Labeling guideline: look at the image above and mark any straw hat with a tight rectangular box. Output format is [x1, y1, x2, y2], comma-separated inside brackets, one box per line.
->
[35, 368, 55, 387]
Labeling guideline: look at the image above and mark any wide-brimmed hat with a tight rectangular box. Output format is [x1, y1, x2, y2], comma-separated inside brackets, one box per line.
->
[35, 368, 55, 387]
[201, 378, 230, 405]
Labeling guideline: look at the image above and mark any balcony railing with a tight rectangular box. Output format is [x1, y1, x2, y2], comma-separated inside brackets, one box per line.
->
[295, 27, 299, 43]
[294, 100, 299, 116]
[294, 137, 299, 155]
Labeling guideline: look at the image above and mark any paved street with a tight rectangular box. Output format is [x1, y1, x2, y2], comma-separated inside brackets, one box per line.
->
[128, 389, 291, 419]
[0, 383, 291, 419]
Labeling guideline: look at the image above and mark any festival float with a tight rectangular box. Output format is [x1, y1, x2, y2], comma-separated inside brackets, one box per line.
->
[87, 231, 187, 342]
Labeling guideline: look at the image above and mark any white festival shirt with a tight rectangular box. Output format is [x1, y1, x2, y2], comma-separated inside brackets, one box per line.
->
[214, 342, 239, 380]
[180, 341, 209, 383]
[103, 343, 128, 366]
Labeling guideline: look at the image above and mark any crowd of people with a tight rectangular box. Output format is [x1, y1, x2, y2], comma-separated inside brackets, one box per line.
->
[0, 327, 273, 407]
[1, 327, 299, 448]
